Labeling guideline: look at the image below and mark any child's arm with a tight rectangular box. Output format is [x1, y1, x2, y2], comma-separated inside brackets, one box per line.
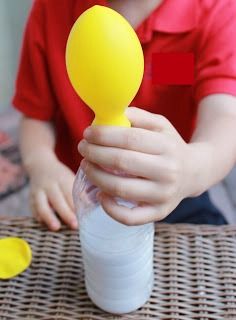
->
[188, 94, 236, 195]
[78, 94, 236, 225]
[20, 116, 77, 231]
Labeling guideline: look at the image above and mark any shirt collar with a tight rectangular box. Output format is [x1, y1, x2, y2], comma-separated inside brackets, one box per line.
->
[137, 0, 198, 43]
[154, 0, 197, 33]
[101, 0, 198, 42]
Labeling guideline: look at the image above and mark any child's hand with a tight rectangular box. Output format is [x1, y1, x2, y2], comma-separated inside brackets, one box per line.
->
[78, 107, 199, 225]
[29, 152, 77, 231]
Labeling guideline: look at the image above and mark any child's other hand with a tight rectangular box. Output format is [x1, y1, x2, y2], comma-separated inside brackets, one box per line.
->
[29, 152, 77, 231]
[78, 107, 199, 226]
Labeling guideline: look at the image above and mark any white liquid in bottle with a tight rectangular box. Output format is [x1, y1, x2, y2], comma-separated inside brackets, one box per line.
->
[80, 205, 154, 314]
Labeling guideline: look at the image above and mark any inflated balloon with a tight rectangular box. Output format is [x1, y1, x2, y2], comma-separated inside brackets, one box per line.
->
[66, 5, 144, 127]
[0, 237, 32, 279]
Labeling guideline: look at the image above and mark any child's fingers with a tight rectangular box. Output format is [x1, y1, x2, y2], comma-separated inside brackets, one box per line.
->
[60, 181, 75, 212]
[99, 193, 165, 226]
[34, 189, 61, 231]
[48, 184, 78, 229]
[31, 205, 42, 223]
[30, 199, 43, 224]
[83, 161, 162, 204]
[79, 141, 162, 179]
[126, 107, 176, 133]
[82, 127, 164, 154]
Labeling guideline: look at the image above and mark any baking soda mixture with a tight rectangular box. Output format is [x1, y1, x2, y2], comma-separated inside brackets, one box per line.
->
[79, 205, 154, 314]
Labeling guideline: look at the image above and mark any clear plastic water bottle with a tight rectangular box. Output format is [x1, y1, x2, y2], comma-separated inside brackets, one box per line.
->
[73, 168, 154, 314]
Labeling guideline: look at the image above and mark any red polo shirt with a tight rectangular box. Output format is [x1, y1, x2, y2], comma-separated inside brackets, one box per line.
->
[13, 0, 236, 172]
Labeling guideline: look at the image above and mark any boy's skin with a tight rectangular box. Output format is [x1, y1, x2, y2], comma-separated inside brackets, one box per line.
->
[20, 0, 236, 230]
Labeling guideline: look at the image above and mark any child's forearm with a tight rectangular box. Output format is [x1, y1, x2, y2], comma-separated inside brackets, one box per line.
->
[189, 94, 236, 196]
[19, 116, 77, 231]
[20, 116, 57, 173]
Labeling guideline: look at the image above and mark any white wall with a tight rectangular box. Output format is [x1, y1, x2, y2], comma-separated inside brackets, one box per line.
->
[0, 0, 32, 112]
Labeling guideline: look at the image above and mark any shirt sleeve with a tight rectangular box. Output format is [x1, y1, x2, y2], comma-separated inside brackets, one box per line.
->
[194, 0, 236, 103]
[12, 0, 56, 120]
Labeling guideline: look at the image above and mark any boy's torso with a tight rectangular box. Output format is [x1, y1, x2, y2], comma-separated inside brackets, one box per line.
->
[23, 0, 236, 171]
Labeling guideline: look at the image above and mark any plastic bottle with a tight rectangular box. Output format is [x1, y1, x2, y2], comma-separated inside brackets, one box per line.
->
[73, 169, 154, 314]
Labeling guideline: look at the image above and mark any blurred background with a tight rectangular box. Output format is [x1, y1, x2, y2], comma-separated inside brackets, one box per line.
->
[0, 0, 32, 216]
[0, 0, 235, 222]
[0, 0, 32, 112]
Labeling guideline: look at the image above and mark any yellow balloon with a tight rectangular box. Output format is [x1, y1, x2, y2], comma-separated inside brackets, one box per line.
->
[0, 237, 32, 279]
[66, 5, 144, 127]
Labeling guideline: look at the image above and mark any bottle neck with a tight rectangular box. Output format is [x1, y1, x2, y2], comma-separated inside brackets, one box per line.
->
[92, 114, 131, 127]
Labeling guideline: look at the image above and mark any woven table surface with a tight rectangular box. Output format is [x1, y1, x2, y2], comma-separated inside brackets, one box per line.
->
[0, 218, 236, 320]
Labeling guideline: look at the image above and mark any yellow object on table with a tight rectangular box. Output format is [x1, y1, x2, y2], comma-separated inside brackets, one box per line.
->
[0, 237, 32, 279]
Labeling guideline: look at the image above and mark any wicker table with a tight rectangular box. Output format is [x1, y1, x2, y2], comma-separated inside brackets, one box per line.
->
[0, 218, 236, 320]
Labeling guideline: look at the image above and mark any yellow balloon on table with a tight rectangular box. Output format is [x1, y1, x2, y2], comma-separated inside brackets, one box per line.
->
[0, 237, 32, 280]
[66, 5, 144, 127]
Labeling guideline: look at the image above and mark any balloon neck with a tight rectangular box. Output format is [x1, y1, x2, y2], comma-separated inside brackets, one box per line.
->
[92, 114, 131, 127]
